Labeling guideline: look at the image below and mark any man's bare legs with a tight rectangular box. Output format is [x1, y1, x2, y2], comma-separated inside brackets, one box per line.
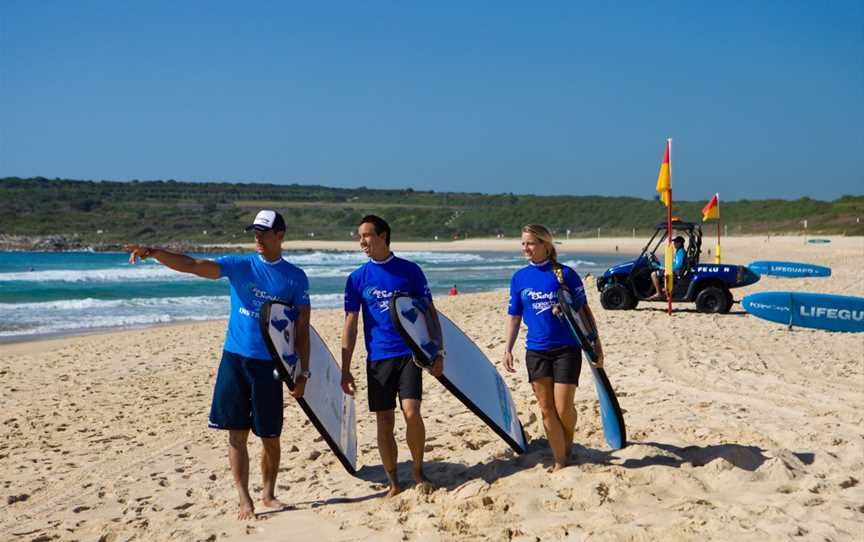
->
[260, 437, 288, 509]
[402, 398, 432, 492]
[375, 410, 401, 497]
[228, 431, 288, 519]
[374, 400, 432, 497]
[228, 429, 255, 520]
[650, 271, 664, 299]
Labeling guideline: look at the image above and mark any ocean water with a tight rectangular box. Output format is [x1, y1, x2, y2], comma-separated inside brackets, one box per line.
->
[0, 250, 621, 341]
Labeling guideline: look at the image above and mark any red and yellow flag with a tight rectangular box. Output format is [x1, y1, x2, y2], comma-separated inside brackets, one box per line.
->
[655, 140, 671, 207]
[702, 193, 719, 221]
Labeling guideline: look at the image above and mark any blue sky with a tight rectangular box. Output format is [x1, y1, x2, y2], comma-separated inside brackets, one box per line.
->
[1, 1, 861, 200]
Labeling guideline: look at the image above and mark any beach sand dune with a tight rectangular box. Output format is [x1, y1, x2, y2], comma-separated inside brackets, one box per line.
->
[1, 236, 862, 541]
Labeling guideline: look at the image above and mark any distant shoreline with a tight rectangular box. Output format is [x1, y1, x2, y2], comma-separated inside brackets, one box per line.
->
[2, 234, 857, 255]
[0, 317, 230, 347]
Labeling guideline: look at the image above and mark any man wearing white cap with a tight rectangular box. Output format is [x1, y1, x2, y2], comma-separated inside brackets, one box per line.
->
[126, 210, 310, 520]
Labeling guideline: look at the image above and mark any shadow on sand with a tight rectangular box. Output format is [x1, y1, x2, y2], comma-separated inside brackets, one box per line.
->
[638, 306, 748, 316]
[573, 440, 813, 471]
[296, 439, 814, 506]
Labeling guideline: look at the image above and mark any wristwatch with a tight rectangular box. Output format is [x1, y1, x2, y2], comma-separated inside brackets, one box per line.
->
[296, 369, 311, 380]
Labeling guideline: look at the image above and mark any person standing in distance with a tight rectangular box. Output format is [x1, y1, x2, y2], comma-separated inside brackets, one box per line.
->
[126, 210, 311, 520]
[502, 224, 604, 472]
[340, 215, 444, 497]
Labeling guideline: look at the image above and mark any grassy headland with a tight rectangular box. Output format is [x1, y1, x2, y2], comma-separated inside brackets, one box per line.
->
[2, 177, 861, 248]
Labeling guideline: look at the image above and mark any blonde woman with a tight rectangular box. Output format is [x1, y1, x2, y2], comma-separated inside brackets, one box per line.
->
[502, 225, 604, 471]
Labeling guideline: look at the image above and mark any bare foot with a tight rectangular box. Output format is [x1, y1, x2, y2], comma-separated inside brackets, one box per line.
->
[261, 496, 290, 510]
[547, 461, 568, 473]
[238, 497, 255, 520]
[385, 483, 402, 498]
[415, 480, 434, 495]
[413, 471, 435, 494]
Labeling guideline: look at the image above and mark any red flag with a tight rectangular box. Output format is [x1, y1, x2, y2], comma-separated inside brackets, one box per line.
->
[702, 193, 719, 221]
[655, 140, 671, 207]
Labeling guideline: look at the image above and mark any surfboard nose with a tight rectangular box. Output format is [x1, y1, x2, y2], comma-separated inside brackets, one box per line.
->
[738, 266, 761, 286]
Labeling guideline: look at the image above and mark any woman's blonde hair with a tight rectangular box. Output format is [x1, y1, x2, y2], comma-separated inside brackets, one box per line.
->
[521, 224, 557, 263]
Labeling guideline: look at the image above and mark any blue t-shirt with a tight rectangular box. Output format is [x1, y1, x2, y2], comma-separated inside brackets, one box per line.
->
[344, 254, 431, 362]
[508, 260, 587, 351]
[672, 247, 686, 272]
[216, 254, 310, 360]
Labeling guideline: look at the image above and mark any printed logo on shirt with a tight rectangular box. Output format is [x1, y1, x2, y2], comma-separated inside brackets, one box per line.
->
[363, 286, 394, 313]
[522, 288, 557, 315]
[239, 282, 283, 320]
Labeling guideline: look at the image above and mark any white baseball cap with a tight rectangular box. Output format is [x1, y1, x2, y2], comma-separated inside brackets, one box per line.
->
[245, 210, 286, 232]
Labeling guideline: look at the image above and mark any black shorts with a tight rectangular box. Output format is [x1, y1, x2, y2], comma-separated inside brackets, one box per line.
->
[525, 346, 582, 385]
[366, 355, 423, 412]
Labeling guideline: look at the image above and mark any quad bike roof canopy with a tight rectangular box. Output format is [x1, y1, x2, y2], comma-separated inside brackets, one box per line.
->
[653, 220, 701, 235]
[644, 221, 702, 257]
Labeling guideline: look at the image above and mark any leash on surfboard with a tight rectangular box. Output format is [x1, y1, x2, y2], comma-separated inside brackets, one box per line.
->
[552, 263, 600, 363]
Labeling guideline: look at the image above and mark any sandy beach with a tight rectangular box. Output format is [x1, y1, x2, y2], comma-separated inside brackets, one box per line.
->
[1, 236, 862, 541]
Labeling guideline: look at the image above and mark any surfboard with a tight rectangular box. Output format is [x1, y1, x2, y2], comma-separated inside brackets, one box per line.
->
[748, 260, 831, 278]
[742, 292, 864, 333]
[556, 288, 627, 450]
[807, 239, 831, 244]
[260, 301, 358, 474]
[389, 294, 528, 454]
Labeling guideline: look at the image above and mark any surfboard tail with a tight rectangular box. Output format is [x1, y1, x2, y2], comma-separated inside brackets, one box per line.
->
[436, 375, 527, 454]
[590, 366, 627, 450]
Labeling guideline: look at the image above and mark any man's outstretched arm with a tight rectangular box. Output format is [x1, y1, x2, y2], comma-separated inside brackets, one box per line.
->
[126, 245, 221, 280]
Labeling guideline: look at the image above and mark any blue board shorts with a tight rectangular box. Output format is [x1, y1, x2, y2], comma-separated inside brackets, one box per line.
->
[208, 350, 284, 438]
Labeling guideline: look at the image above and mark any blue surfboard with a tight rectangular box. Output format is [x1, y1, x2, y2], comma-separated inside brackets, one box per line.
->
[807, 239, 831, 244]
[557, 288, 627, 450]
[742, 292, 864, 333]
[748, 260, 831, 278]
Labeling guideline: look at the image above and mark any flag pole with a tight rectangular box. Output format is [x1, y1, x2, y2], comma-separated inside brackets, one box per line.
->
[715, 193, 721, 264]
[666, 138, 673, 316]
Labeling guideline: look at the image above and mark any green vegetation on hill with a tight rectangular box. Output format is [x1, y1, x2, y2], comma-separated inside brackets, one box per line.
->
[1, 177, 862, 245]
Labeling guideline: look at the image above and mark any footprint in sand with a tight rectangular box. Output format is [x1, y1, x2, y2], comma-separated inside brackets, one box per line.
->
[839, 477, 858, 489]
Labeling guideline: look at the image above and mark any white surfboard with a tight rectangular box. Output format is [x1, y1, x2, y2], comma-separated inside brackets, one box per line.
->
[260, 301, 358, 474]
[389, 294, 528, 453]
